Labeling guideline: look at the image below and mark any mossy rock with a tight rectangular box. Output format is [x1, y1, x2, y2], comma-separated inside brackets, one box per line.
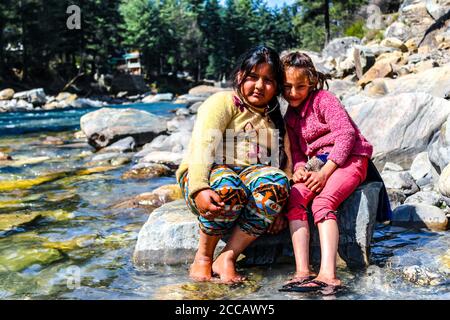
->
[0, 247, 63, 272]
[153, 271, 263, 300]
[0, 172, 68, 192]
[0, 212, 42, 231]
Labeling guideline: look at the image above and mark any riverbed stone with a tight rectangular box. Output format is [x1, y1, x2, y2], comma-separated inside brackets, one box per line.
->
[80, 108, 167, 149]
[133, 181, 383, 269]
[0, 89, 14, 100]
[391, 204, 448, 231]
[142, 93, 174, 103]
[438, 163, 450, 197]
[139, 151, 184, 168]
[102, 136, 136, 153]
[381, 170, 419, 195]
[13, 88, 47, 105]
[121, 163, 172, 180]
[404, 190, 444, 207]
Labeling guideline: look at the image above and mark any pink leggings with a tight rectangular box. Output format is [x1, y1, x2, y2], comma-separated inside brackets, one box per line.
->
[286, 155, 369, 224]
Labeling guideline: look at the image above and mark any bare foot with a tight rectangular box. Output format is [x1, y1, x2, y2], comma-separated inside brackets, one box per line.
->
[284, 272, 317, 285]
[212, 253, 245, 284]
[189, 257, 213, 282]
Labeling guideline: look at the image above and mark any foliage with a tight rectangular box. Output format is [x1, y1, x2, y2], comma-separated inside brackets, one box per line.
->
[345, 20, 367, 39]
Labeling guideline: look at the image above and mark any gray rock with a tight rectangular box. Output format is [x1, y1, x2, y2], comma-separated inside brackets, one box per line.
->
[167, 116, 195, 133]
[322, 37, 361, 60]
[346, 93, 450, 168]
[133, 182, 383, 269]
[80, 108, 167, 149]
[426, 0, 450, 20]
[383, 162, 404, 172]
[381, 170, 419, 195]
[133, 200, 226, 266]
[438, 162, 450, 197]
[428, 117, 450, 172]
[175, 108, 191, 117]
[142, 93, 174, 103]
[189, 102, 203, 114]
[136, 132, 191, 156]
[409, 152, 437, 182]
[404, 190, 444, 207]
[173, 94, 206, 106]
[13, 88, 46, 105]
[391, 203, 448, 230]
[326, 79, 360, 101]
[139, 151, 184, 168]
[385, 22, 411, 42]
[382, 64, 450, 99]
[102, 136, 136, 153]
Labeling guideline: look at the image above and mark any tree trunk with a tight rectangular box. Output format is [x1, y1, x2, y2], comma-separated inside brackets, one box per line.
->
[0, 23, 5, 76]
[324, 0, 330, 46]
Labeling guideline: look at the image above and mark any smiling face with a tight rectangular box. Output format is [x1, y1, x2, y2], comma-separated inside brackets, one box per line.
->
[240, 62, 277, 108]
[283, 67, 313, 108]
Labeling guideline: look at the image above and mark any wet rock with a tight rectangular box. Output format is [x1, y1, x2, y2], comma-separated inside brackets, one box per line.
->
[112, 184, 182, 210]
[42, 136, 64, 145]
[122, 163, 172, 180]
[347, 93, 450, 168]
[0, 152, 12, 161]
[0, 172, 67, 192]
[0, 247, 63, 272]
[401, 265, 447, 286]
[80, 108, 167, 149]
[102, 136, 136, 153]
[391, 204, 448, 231]
[134, 182, 383, 269]
[153, 274, 262, 300]
[0, 88, 14, 100]
[73, 130, 86, 140]
[0, 212, 42, 231]
[142, 93, 174, 103]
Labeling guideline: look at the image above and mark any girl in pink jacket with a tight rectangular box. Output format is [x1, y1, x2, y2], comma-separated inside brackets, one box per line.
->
[280, 52, 373, 293]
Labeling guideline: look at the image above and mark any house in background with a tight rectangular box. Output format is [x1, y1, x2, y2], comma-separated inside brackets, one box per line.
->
[123, 51, 142, 75]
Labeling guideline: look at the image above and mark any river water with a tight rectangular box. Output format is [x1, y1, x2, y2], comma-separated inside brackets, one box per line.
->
[0, 103, 448, 300]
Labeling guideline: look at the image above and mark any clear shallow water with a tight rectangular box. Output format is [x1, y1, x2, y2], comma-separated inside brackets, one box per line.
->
[0, 104, 448, 300]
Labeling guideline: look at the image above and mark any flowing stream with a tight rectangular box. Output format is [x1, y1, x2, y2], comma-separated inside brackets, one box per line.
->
[0, 103, 448, 300]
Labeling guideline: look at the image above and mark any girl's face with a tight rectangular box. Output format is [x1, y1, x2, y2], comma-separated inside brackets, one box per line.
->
[240, 62, 277, 108]
[283, 67, 313, 108]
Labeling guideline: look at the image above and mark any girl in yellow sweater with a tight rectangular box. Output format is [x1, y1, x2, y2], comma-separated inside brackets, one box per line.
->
[176, 46, 290, 283]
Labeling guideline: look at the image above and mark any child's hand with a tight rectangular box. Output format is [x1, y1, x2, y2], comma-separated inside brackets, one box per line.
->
[194, 189, 225, 220]
[292, 167, 310, 183]
[304, 171, 327, 193]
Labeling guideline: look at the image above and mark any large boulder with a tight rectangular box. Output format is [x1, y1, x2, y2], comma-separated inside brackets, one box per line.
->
[80, 108, 167, 149]
[346, 92, 450, 168]
[188, 85, 227, 97]
[133, 181, 383, 269]
[322, 37, 361, 60]
[13, 88, 47, 105]
[382, 64, 450, 99]
[428, 115, 450, 172]
[391, 204, 448, 231]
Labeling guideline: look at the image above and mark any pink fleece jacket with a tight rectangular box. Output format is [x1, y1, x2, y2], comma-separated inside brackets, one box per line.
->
[285, 89, 373, 171]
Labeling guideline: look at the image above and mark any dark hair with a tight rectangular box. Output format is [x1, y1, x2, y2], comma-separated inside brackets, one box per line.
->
[231, 45, 287, 169]
[281, 51, 330, 91]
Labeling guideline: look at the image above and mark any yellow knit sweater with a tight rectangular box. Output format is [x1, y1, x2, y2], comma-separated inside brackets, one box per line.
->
[176, 91, 277, 198]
